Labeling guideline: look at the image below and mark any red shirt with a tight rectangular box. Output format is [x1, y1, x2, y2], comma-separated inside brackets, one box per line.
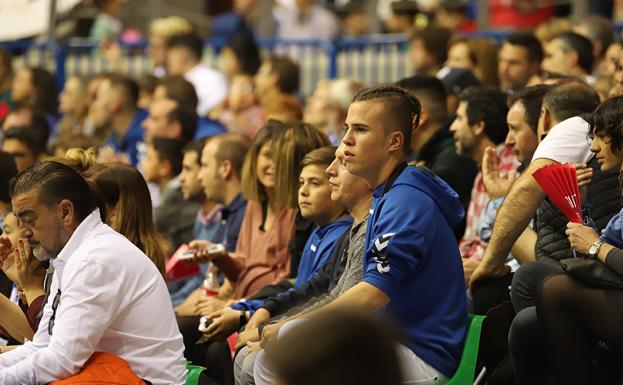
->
[489, 0, 554, 29]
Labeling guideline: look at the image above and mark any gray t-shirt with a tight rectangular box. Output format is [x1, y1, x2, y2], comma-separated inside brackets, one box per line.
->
[284, 215, 368, 317]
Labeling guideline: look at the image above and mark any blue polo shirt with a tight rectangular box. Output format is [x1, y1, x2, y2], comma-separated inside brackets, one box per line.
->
[364, 165, 467, 378]
[214, 193, 247, 251]
[169, 193, 247, 305]
[107, 108, 147, 166]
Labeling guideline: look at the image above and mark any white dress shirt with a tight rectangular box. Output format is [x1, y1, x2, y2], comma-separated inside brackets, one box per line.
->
[185, 63, 228, 117]
[0, 210, 187, 385]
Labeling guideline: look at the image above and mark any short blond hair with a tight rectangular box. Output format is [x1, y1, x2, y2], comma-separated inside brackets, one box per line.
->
[149, 16, 194, 40]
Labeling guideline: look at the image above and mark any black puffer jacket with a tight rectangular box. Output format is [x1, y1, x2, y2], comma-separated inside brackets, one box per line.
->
[535, 157, 621, 264]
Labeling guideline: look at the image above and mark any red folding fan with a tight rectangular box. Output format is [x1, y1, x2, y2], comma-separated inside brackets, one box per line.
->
[532, 163, 582, 223]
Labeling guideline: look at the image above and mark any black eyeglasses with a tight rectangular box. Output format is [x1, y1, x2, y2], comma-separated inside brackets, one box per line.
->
[48, 289, 61, 335]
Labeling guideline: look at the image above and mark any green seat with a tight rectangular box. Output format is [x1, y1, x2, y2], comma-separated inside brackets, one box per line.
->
[446, 314, 486, 385]
[185, 363, 207, 385]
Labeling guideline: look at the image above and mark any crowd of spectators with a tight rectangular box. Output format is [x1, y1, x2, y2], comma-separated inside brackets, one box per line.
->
[49, 0, 620, 43]
[1, 2, 623, 385]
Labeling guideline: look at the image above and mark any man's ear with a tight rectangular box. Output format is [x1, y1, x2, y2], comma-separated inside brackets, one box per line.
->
[388, 130, 404, 154]
[418, 109, 429, 130]
[542, 107, 552, 135]
[270, 73, 279, 90]
[111, 97, 123, 113]
[472, 120, 486, 136]
[58, 199, 75, 226]
[170, 121, 182, 139]
[219, 160, 233, 181]
[592, 40, 602, 61]
[568, 50, 580, 71]
[530, 61, 540, 76]
[159, 159, 173, 178]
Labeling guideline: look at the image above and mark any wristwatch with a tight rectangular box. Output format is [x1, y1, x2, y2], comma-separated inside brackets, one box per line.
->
[588, 239, 604, 259]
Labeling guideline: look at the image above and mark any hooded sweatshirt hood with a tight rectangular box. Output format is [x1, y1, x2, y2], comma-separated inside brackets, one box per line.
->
[363, 164, 467, 378]
[382, 165, 465, 228]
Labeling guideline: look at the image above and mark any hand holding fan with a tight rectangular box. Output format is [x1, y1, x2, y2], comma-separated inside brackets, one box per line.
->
[532, 163, 582, 223]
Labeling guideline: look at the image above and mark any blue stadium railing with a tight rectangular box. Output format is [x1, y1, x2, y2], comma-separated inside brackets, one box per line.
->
[0, 35, 413, 96]
[3, 24, 623, 95]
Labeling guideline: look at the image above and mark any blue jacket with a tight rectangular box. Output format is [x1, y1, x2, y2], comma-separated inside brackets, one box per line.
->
[231, 215, 351, 314]
[295, 216, 352, 287]
[364, 165, 467, 378]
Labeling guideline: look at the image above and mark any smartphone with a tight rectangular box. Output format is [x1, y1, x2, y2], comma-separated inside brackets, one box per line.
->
[179, 244, 224, 260]
[177, 249, 196, 260]
[198, 316, 213, 332]
[207, 244, 225, 254]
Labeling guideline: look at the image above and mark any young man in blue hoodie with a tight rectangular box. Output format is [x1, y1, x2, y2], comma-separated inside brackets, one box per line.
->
[332, 85, 467, 382]
[252, 85, 467, 384]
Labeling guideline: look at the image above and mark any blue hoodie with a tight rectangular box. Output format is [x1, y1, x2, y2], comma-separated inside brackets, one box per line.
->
[364, 165, 467, 378]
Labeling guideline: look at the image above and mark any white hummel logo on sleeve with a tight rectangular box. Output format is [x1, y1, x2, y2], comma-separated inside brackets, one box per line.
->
[372, 232, 395, 273]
